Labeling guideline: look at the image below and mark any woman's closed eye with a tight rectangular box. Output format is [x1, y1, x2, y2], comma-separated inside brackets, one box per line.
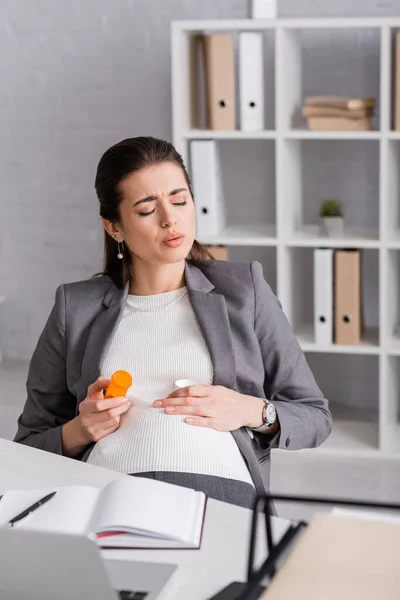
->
[138, 200, 188, 217]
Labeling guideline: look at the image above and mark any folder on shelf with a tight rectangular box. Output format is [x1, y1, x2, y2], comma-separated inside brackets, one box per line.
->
[395, 31, 400, 130]
[314, 248, 333, 346]
[190, 140, 226, 238]
[203, 34, 236, 130]
[239, 32, 265, 132]
[189, 34, 208, 130]
[205, 245, 229, 261]
[334, 249, 362, 345]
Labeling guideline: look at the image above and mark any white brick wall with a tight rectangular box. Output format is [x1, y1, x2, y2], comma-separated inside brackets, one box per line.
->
[1, 0, 400, 359]
[0, 0, 246, 359]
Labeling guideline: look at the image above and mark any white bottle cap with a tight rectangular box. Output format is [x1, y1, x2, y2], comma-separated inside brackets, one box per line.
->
[174, 378, 199, 390]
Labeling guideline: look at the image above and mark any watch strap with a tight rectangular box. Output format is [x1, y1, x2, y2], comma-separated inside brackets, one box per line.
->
[251, 422, 274, 433]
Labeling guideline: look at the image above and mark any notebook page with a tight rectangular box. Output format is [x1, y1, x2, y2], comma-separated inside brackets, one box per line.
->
[186, 492, 206, 545]
[98, 533, 200, 549]
[97, 493, 206, 549]
[0, 486, 100, 534]
[90, 477, 204, 543]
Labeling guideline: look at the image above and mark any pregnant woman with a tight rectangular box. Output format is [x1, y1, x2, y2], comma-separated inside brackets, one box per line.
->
[15, 136, 331, 509]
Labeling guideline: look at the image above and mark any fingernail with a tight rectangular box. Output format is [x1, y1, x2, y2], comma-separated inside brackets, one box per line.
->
[153, 401, 162, 407]
[165, 407, 175, 413]
[186, 418, 194, 423]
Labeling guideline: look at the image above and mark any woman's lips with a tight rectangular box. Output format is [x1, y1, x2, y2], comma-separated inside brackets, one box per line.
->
[163, 236, 185, 248]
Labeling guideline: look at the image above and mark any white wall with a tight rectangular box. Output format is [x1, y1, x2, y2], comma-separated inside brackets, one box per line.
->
[1, 0, 400, 359]
[0, 0, 247, 359]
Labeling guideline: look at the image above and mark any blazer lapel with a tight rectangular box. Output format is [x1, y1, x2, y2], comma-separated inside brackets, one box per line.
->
[184, 261, 236, 389]
[185, 262, 265, 493]
[76, 279, 129, 403]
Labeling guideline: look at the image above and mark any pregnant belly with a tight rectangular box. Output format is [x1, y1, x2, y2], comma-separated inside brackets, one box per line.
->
[88, 399, 239, 464]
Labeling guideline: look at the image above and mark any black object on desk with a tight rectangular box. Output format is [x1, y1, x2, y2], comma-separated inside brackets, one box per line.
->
[208, 582, 262, 600]
[118, 592, 148, 599]
[8, 491, 57, 527]
[208, 495, 306, 600]
[209, 493, 400, 600]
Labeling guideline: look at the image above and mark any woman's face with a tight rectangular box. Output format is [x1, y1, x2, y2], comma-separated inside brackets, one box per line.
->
[110, 161, 196, 266]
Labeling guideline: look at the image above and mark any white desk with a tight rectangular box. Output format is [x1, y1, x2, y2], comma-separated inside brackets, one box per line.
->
[0, 438, 290, 600]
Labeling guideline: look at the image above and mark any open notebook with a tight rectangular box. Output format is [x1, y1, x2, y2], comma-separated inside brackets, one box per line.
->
[0, 477, 206, 549]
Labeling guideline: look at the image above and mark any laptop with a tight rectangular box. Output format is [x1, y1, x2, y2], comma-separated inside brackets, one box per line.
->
[0, 526, 177, 600]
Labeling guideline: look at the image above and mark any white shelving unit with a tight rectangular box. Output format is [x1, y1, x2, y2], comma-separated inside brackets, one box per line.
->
[171, 17, 400, 458]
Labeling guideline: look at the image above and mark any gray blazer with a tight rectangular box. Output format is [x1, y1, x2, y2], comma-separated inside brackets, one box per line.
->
[14, 260, 332, 495]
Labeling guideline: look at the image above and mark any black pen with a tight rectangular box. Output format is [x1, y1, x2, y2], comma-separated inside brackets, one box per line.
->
[8, 491, 57, 527]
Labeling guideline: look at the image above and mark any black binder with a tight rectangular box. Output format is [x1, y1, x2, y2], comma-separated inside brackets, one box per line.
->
[209, 493, 400, 600]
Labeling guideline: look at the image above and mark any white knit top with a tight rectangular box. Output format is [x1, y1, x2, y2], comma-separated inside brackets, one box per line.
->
[86, 286, 254, 486]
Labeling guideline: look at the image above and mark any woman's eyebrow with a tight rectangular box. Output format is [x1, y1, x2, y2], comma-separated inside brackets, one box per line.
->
[133, 187, 188, 207]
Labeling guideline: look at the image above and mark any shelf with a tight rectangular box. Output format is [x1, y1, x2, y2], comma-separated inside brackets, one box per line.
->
[172, 16, 398, 459]
[284, 130, 381, 141]
[172, 18, 400, 32]
[297, 324, 380, 354]
[184, 130, 400, 141]
[184, 130, 276, 140]
[186, 129, 382, 141]
[280, 17, 397, 29]
[197, 224, 277, 246]
[287, 226, 379, 248]
[172, 19, 278, 32]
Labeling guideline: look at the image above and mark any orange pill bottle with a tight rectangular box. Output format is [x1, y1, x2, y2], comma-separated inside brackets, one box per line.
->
[104, 370, 133, 398]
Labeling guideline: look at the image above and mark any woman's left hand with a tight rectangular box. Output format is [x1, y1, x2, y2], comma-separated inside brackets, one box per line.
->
[152, 385, 265, 431]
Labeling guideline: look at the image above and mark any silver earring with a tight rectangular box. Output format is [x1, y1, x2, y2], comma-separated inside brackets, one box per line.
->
[112, 234, 124, 259]
[117, 241, 124, 260]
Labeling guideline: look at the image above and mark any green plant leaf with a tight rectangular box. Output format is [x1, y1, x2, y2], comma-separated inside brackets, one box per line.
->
[319, 199, 343, 217]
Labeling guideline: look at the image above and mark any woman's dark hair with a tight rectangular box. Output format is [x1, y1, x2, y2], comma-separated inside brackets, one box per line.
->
[94, 136, 215, 288]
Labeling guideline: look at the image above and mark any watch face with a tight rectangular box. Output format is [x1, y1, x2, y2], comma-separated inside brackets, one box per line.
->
[265, 403, 276, 425]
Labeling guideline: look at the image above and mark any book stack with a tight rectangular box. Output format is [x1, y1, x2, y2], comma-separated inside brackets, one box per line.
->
[302, 96, 376, 131]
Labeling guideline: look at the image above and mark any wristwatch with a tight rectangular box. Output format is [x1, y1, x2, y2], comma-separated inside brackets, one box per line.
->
[251, 399, 277, 433]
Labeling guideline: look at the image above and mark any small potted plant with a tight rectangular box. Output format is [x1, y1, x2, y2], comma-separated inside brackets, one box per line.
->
[319, 199, 344, 237]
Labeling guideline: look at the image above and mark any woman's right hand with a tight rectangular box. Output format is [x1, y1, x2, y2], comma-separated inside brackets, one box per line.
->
[78, 376, 131, 443]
